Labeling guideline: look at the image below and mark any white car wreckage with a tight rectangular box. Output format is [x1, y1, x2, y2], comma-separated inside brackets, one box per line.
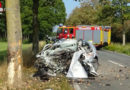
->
[34, 39, 99, 79]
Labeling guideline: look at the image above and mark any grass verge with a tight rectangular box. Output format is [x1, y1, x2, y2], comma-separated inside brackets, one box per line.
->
[103, 43, 130, 56]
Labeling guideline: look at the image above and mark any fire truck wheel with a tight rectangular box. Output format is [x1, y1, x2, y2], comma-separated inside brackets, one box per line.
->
[96, 46, 102, 50]
[103, 42, 108, 47]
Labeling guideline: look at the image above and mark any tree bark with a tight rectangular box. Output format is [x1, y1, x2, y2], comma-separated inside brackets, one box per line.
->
[32, 0, 39, 55]
[122, 17, 126, 46]
[6, 0, 22, 87]
[122, 26, 126, 46]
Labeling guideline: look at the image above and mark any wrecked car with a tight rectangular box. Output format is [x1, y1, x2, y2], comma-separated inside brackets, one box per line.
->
[34, 39, 99, 79]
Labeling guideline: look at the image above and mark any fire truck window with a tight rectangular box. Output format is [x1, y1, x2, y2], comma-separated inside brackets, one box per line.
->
[64, 28, 68, 34]
[70, 28, 73, 34]
[57, 28, 63, 34]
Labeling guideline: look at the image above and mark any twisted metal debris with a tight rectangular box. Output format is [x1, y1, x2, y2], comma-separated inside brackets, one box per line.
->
[34, 39, 99, 79]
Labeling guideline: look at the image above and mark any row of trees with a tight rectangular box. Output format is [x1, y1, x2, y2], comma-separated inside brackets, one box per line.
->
[0, 0, 66, 55]
[0, 0, 66, 41]
[67, 0, 130, 44]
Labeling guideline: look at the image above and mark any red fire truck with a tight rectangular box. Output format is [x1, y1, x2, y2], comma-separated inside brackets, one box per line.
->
[57, 25, 111, 47]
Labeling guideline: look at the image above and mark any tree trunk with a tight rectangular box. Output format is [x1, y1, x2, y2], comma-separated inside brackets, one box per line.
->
[121, 1, 126, 46]
[32, 0, 39, 55]
[122, 29, 126, 46]
[122, 19, 126, 46]
[6, 0, 22, 87]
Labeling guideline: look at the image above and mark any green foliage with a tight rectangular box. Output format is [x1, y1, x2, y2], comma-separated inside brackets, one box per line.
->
[66, 1, 114, 26]
[111, 23, 123, 42]
[66, 3, 97, 25]
[0, 0, 66, 41]
[112, 0, 129, 20]
[38, 0, 66, 39]
[21, 0, 33, 40]
[104, 43, 130, 55]
[97, 4, 115, 25]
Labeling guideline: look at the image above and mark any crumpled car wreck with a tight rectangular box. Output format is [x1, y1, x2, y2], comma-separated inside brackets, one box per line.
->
[34, 39, 99, 79]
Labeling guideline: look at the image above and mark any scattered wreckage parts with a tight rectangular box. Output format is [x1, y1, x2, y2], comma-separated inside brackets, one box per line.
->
[34, 39, 99, 79]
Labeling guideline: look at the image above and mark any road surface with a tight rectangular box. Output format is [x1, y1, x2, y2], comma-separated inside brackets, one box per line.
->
[73, 50, 130, 90]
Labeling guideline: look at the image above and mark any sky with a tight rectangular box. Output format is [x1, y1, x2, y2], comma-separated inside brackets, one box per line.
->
[128, 3, 130, 6]
[63, 0, 80, 18]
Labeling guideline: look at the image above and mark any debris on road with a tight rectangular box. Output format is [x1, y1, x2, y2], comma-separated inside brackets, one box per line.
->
[119, 69, 122, 72]
[34, 39, 99, 79]
[105, 83, 111, 86]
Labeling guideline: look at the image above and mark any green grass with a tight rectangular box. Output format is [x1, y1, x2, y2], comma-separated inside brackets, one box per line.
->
[103, 43, 130, 56]
[0, 41, 45, 65]
[0, 42, 7, 62]
[0, 41, 32, 63]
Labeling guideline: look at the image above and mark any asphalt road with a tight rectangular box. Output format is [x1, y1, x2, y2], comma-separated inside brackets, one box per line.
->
[73, 50, 130, 90]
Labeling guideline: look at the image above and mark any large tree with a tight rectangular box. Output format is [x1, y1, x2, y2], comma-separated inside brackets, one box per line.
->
[1, 0, 66, 42]
[66, 3, 97, 25]
[112, 0, 129, 45]
[6, 0, 22, 87]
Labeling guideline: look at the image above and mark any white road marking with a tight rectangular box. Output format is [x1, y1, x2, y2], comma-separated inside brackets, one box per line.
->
[108, 60, 125, 68]
[73, 83, 81, 90]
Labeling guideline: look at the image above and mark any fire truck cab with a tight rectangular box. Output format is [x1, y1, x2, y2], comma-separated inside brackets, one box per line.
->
[57, 26, 77, 39]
